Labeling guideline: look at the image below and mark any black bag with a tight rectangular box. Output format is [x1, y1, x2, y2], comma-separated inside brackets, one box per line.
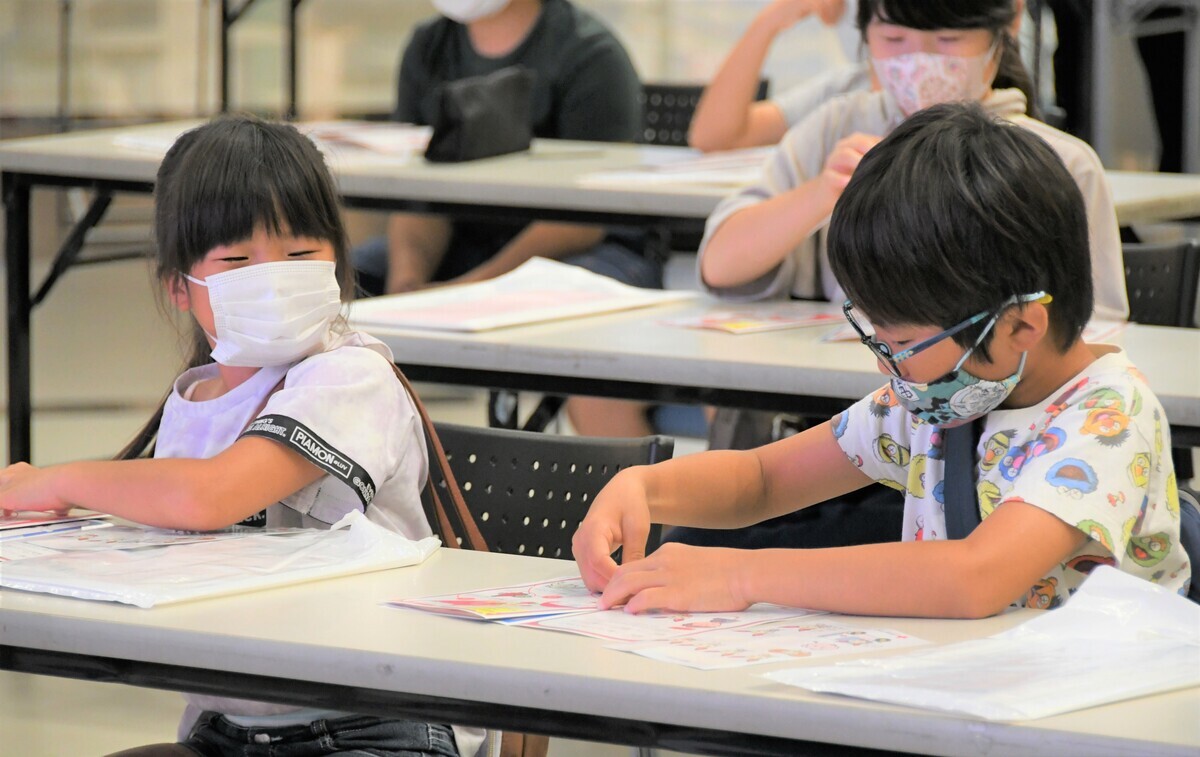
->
[423, 66, 535, 163]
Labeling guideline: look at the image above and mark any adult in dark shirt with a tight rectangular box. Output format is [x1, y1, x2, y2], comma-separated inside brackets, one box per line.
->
[354, 0, 654, 295]
[355, 0, 663, 437]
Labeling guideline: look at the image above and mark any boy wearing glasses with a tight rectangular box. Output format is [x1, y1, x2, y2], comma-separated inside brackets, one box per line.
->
[573, 103, 1187, 618]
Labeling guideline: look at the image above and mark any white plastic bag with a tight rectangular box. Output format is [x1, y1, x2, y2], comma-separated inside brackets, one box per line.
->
[0, 511, 439, 608]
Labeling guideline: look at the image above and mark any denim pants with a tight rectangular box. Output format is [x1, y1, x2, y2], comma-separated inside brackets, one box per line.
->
[180, 711, 459, 757]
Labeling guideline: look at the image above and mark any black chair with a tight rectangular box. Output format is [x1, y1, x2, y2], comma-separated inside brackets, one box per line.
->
[637, 79, 769, 147]
[1123, 239, 1200, 480]
[432, 422, 675, 559]
[1123, 239, 1200, 328]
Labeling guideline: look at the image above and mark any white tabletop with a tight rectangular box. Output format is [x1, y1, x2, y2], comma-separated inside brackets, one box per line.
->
[360, 298, 1200, 433]
[2, 120, 1198, 225]
[1, 548, 1196, 756]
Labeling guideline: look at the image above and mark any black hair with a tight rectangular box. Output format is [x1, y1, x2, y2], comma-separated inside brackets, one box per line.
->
[857, 0, 1039, 118]
[119, 115, 352, 460]
[827, 102, 1092, 360]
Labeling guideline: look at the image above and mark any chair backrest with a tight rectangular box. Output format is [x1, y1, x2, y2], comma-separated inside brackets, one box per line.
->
[638, 80, 769, 146]
[432, 423, 675, 560]
[1122, 239, 1200, 328]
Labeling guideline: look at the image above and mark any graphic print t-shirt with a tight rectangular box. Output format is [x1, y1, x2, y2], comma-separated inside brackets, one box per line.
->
[833, 348, 1188, 608]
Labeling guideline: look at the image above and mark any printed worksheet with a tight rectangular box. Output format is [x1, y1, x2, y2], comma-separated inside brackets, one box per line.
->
[622, 619, 927, 670]
[512, 604, 823, 643]
[390, 576, 600, 620]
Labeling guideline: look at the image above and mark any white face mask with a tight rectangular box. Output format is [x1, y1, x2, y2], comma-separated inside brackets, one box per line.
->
[432, 0, 511, 23]
[871, 42, 1000, 116]
[185, 260, 342, 368]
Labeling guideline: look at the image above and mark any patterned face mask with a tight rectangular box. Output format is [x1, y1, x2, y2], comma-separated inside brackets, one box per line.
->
[871, 41, 1000, 116]
[891, 350, 1026, 428]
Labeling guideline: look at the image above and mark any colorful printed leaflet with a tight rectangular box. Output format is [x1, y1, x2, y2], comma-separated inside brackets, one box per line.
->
[512, 604, 824, 643]
[391, 576, 600, 620]
[0, 509, 110, 533]
[621, 619, 925, 670]
[663, 304, 842, 334]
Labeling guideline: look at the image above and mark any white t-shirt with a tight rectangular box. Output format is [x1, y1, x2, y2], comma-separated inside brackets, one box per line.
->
[698, 87, 1130, 322]
[771, 63, 871, 128]
[158, 330, 492, 755]
[156, 330, 430, 539]
[832, 347, 1189, 608]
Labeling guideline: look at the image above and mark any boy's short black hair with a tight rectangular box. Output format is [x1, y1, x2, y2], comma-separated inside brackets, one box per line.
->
[827, 102, 1093, 356]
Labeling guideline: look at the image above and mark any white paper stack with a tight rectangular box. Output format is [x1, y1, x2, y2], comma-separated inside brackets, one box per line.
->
[349, 257, 694, 332]
[0, 511, 439, 608]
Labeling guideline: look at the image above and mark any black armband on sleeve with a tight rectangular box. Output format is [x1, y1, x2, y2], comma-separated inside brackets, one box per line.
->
[242, 415, 376, 507]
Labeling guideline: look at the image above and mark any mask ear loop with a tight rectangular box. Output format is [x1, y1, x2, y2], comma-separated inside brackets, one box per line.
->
[953, 292, 1050, 371]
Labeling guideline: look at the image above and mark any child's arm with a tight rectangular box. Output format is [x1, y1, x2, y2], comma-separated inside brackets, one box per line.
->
[689, 0, 840, 151]
[699, 132, 880, 290]
[0, 437, 324, 531]
[384, 212, 453, 293]
[573, 420, 872, 591]
[600, 498, 1087, 619]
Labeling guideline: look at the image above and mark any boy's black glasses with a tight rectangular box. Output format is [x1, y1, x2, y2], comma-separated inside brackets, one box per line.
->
[841, 293, 1050, 379]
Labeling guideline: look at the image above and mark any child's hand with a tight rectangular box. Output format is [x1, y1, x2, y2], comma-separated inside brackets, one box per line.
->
[818, 132, 883, 201]
[757, 0, 845, 35]
[0, 462, 69, 514]
[571, 470, 654, 593]
[598, 543, 751, 614]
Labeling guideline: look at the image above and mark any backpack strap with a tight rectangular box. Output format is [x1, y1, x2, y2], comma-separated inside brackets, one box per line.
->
[389, 364, 490, 552]
[942, 417, 985, 540]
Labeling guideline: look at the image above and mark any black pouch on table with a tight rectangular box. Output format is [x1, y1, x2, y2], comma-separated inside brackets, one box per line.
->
[423, 66, 535, 163]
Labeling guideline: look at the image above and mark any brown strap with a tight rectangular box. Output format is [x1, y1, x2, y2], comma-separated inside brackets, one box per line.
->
[390, 365, 490, 552]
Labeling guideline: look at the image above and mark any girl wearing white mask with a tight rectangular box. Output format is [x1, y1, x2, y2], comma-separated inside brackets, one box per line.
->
[0, 115, 480, 757]
[696, 0, 1128, 326]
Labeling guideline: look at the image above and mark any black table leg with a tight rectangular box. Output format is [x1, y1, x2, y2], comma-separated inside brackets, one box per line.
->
[4, 173, 32, 463]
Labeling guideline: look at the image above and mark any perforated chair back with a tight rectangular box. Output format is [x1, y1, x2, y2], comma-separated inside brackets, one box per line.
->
[1123, 240, 1200, 328]
[432, 423, 675, 559]
[638, 80, 769, 146]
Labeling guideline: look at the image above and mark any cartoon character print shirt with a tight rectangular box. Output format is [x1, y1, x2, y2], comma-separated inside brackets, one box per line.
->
[832, 348, 1188, 608]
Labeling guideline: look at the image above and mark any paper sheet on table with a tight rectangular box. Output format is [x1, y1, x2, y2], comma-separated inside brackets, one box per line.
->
[0, 509, 110, 533]
[514, 604, 823, 644]
[663, 303, 843, 334]
[389, 575, 599, 619]
[0, 511, 439, 608]
[299, 121, 431, 156]
[765, 567, 1200, 720]
[618, 618, 923, 669]
[349, 257, 694, 332]
[577, 146, 771, 187]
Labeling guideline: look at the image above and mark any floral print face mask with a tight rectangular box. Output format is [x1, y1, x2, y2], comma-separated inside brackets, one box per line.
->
[871, 42, 1000, 116]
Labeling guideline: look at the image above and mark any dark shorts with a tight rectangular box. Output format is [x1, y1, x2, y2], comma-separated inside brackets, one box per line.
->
[180, 712, 459, 757]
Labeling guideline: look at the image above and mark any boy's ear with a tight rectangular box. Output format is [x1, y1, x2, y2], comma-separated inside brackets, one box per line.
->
[166, 274, 191, 312]
[1001, 300, 1049, 353]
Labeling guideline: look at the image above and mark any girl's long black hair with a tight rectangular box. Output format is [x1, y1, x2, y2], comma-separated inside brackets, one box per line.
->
[117, 115, 352, 460]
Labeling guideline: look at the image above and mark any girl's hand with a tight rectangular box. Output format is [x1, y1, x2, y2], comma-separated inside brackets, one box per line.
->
[818, 132, 883, 202]
[757, 0, 845, 35]
[598, 543, 751, 614]
[571, 470, 654, 593]
[0, 462, 69, 514]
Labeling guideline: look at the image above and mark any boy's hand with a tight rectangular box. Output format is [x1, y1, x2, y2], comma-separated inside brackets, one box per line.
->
[571, 470, 653, 592]
[0, 462, 69, 514]
[598, 543, 752, 614]
[818, 132, 883, 202]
